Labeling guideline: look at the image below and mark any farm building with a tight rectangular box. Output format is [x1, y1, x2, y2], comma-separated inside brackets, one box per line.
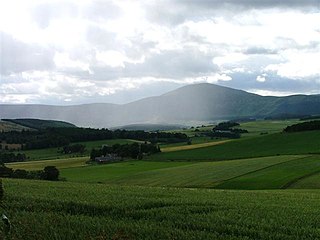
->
[95, 154, 121, 164]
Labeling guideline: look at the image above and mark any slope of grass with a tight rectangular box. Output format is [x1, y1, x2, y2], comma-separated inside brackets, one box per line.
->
[60, 155, 301, 187]
[289, 171, 320, 189]
[161, 140, 231, 152]
[2, 179, 320, 239]
[106, 155, 303, 188]
[237, 120, 300, 137]
[6, 157, 89, 170]
[150, 131, 320, 161]
[61, 161, 194, 183]
[0, 120, 30, 132]
[2, 118, 76, 129]
[216, 155, 320, 190]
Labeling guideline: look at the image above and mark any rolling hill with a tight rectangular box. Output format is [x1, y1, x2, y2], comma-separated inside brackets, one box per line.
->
[0, 83, 319, 128]
[2, 118, 76, 130]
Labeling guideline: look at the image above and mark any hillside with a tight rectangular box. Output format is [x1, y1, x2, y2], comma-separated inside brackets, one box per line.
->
[0, 83, 319, 128]
[2, 118, 76, 130]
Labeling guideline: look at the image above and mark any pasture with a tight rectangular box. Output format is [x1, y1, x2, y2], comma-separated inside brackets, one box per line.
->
[6, 157, 89, 170]
[151, 131, 320, 161]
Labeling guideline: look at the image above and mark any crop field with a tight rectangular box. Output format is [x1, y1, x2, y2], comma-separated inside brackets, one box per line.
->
[60, 155, 303, 188]
[2, 179, 320, 240]
[60, 160, 193, 183]
[216, 155, 320, 190]
[289, 172, 320, 189]
[237, 120, 301, 137]
[151, 131, 320, 161]
[2, 119, 320, 239]
[6, 157, 89, 170]
[160, 139, 231, 152]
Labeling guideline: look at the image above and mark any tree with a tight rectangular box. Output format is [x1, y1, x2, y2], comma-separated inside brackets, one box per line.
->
[41, 166, 59, 181]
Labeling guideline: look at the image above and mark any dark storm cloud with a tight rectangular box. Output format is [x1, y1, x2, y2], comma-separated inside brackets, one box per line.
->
[0, 32, 55, 75]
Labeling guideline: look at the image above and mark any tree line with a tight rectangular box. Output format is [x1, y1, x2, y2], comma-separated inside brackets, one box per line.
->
[205, 121, 248, 139]
[284, 120, 320, 133]
[0, 164, 59, 181]
[0, 128, 188, 150]
[90, 142, 160, 160]
[0, 152, 26, 163]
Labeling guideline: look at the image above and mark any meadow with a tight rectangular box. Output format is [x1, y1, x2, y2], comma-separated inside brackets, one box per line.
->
[151, 130, 320, 161]
[60, 155, 303, 188]
[2, 179, 320, 240]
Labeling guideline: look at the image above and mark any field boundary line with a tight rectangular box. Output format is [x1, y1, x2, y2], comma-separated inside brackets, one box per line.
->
[281, 168, 320, 189]
[214, 155, 311, 188]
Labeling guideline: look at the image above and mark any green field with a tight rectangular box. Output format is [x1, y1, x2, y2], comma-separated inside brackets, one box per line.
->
[237, 120, 301, 137]
[2, 119, 320, 239]
[61, 161, 193, 183]
[289, 171, 320, 189]
[216, 155, 320, 189]
[60, 155, 302, 188]
[151, 131, 320, 161]
[2, 179, 320, 239]
[6, 157, 89, 170]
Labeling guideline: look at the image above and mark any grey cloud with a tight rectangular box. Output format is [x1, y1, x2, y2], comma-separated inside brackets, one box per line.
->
[85, 49, 218, 81]
[244, 47, 278, 55]
[145, 0, 319, 25]
[126, 49, 217, 78]
[0, 32, 55, 75]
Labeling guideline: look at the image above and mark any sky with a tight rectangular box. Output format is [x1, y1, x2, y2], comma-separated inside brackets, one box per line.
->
[0, 0, 319, 105]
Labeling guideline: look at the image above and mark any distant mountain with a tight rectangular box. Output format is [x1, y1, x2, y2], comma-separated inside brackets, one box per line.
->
[0, 83, 319, 128]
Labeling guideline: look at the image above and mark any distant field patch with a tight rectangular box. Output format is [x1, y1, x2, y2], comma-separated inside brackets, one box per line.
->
[289, 171, 320, 189]
[61, 161, 194, 183]
[61, 155, 301, 187]
[161, 140, 231, 152]
[216, 155, 320, 190]
[151, 131, 320, 161]
[6, 157, 88, 170]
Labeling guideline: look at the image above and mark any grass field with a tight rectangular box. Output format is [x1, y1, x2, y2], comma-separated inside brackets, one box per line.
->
[6, 157, 89, 170]
[2, 179, 320, 240]
[58, 155, 306, 188]
[161, 140, 231, 152]
[216, 155, 320, 190]
[150, 131, 320, 161]
[289, 171, 320, 189]
[237, 120, 301, 137]
[61, 161, 194, 183]
[0, 120, 30, 132]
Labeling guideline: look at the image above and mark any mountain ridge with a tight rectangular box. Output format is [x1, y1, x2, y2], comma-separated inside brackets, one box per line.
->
[0, 83, 319, 128]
